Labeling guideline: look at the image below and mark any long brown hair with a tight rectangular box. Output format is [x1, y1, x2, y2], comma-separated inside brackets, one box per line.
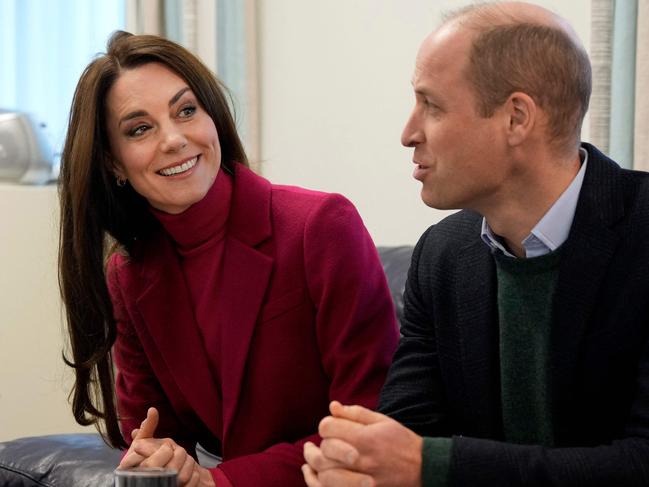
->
[58, 31, 248, 448]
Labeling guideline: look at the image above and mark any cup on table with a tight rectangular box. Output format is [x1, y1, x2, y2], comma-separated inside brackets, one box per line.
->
[114, 467, 178, 486]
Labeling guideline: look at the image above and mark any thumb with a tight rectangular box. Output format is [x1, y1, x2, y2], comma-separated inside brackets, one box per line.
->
[329, 401, 386, 425]
[135, 407, 159, 439]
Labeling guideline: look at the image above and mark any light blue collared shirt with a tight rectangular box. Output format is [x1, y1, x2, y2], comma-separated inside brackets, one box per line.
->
[481, 148, 588, 258]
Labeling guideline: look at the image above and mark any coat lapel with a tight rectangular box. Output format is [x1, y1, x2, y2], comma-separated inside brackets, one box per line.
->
[134, 165, 274, 442]
[214, 165, 274, 442]
[454, 225, 502, 438]
[136, 235, 221, 436]
[550, 145, 624, 433]
[217, 238, 273, 442]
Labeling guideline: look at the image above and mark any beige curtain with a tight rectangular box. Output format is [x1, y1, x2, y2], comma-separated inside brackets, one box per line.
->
[589, 0, 614, 154]
[242, 0, 260, 173]
[635, 0, 649, 170]
[125, 0, 164, 36]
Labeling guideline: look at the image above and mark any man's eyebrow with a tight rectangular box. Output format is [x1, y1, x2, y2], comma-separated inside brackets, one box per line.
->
[414, 87, 432, 97]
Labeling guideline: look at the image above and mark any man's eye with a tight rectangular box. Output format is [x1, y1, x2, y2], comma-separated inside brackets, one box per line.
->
[423, 100, 441, 114]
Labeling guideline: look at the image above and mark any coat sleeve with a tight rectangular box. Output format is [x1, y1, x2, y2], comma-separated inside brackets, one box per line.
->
[214, 193, 399, 486]
[378, 227, 649, 486]
[107, 254, 198, 456]
[378, 225, 451, 437]
[448, 339, 649, 486]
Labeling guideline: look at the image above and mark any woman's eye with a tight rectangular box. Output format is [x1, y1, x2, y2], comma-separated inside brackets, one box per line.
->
[179, 105, 196, 118]
[128, 124, 149, 137]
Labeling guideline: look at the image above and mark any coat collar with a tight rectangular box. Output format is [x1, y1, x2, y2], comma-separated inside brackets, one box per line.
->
[550, 143, 623, 434]
[453, 144, 625, 437]
[454, 228, 502, 438]
[134, 164, 274, 440]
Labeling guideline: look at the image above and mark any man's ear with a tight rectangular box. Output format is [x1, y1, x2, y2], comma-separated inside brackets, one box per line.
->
[503, 92, 537, 146]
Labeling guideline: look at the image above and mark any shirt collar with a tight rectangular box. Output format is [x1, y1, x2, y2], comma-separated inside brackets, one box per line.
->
[480, 148, 588, 258]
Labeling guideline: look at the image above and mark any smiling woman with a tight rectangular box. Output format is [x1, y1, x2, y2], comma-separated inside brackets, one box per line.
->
[106, 63, 222, 214]
[57, 31, 398, 487]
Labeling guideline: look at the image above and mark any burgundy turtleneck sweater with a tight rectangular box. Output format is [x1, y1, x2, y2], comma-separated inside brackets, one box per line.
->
[151, 169, 232, 440]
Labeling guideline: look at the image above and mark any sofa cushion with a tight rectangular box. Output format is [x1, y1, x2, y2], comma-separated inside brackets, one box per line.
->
[377, 245, 413, 327]
[0, 434, 122, 487]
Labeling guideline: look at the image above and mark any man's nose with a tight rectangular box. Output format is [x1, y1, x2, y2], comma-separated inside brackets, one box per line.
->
[401, 110, 424, 147]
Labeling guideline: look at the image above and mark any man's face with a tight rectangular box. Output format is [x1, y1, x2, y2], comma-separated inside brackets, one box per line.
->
[401, 24, 512, 212]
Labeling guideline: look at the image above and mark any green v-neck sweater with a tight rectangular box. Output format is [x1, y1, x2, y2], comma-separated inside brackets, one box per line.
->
[421, 249, 562, 486]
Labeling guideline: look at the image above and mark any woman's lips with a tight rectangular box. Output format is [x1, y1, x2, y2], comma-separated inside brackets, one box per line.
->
[158, 155, 199, 176]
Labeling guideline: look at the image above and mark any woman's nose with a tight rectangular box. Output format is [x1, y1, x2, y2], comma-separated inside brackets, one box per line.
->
[160, 127, 188, 153]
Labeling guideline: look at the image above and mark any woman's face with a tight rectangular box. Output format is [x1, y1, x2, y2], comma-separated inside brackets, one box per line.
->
[106, 62, 221, 214]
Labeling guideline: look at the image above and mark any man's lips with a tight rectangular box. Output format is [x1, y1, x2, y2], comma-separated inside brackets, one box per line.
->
[412, 160, 429, 181]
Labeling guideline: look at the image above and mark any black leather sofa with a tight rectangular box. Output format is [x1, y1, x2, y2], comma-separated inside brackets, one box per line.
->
[0, 246, 413, 487]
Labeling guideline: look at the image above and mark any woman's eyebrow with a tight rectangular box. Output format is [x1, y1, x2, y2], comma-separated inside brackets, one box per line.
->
[118, 87, 192, 127]
[169, 87, 191, 107]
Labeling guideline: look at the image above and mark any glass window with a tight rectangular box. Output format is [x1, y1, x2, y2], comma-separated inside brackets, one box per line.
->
[0, 0, 125, 174]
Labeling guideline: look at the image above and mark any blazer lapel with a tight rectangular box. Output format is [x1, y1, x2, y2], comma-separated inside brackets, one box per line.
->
[551, 145, 624, 434]
[217, 164, 274, 443]
[136, 235, 221, 436]
[454, 231, 502, 438]
[217, 238, 273, 442]
[132, 166, 275, 443]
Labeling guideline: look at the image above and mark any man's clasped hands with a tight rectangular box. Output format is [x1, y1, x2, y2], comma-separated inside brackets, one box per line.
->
[301, 401, 423, 487]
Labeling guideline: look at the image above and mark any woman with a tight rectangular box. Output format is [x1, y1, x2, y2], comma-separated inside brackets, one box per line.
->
[58, 31, 398, 487]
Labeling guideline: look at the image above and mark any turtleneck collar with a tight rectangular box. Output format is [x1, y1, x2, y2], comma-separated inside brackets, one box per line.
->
[150, 167, 233, 253]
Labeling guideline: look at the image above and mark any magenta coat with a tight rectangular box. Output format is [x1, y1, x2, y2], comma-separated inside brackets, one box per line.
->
[108, 164, 399, 486]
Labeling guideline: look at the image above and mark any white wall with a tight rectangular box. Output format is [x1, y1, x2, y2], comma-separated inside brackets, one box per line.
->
[0, 185, 88, 440]
[258, 0, 592, 246]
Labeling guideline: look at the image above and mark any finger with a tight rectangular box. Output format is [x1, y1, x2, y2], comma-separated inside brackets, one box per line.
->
[303, 441, 347, 472]
[172, 448, 195, 485]
[118, 451, 145, 469]
[140, 443, 174, 468]
[135, 407, 160, 440]
[320, 438, 359, 466]
[130, 428, 140, 441]
[132, 438, 175, 458]
[319, 467, 375, 487]
[302, 464, 324, 487]
[319, 416, 366, 441]
[330, 402, 386, 426]
[186, 468, 200, 487]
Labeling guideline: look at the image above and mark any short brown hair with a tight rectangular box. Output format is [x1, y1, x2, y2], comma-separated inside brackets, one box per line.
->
[446, 6, 592, 152]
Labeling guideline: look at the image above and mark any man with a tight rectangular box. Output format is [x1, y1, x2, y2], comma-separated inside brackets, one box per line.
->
[302, 2, 649, 486]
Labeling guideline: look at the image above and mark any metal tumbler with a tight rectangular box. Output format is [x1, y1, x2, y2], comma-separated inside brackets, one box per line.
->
[114, 467, 178, 486]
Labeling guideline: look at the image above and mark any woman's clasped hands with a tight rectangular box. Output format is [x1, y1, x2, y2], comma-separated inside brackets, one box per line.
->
[118, 407, 216, 487]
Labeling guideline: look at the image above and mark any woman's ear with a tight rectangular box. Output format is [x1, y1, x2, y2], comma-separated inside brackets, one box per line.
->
[112, 160, 127, 186]
[110, 156, 124, 177]
[503, 91, 537, 147]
